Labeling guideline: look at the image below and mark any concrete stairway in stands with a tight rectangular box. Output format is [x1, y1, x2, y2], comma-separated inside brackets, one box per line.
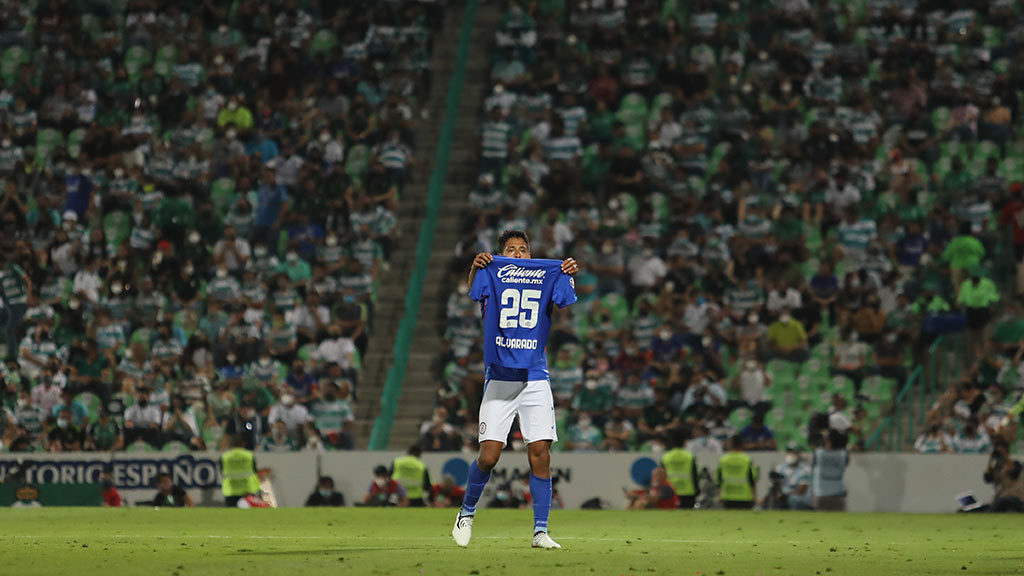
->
[353, 0, 497, 448]
[380, 1, 501, 450]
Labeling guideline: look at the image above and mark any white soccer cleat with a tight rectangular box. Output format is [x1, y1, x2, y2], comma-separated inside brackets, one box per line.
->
[531, 531, 562, 549]
[452, 513, 474, 547]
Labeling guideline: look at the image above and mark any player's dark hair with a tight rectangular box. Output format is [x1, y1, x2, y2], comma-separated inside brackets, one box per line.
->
[498, 229, 530, 252]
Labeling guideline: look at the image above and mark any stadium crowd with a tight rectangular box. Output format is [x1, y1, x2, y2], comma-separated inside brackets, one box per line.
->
[427, 0, 1024, 456]
[0, 0, 445, 453]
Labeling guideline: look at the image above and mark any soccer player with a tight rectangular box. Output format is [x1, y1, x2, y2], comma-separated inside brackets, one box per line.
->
[452, 230, 578, 550]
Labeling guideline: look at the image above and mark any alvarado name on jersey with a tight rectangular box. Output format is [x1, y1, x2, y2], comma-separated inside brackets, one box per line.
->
[495, 336, 538, 350]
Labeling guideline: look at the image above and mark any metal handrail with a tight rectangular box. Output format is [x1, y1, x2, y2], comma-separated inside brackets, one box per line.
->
[865, 366, 923, 450]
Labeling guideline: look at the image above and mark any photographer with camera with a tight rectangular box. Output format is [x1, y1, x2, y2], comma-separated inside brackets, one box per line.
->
[762, 443, 813, 510]
[982, 437, 1024, 512]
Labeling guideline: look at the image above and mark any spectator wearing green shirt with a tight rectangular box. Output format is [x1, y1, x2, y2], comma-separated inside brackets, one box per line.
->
[762, 309, 809, 365]
[990, 302, 1024, 355]
[941, 156, 974, 201]
[959, 268, 1000, 364]
[217, 96, 253, 130]
[85, 409, 124, 452]
[943, 222, 985, 294]
[70, 340, 110, 402]
[310, 380, 355, 450]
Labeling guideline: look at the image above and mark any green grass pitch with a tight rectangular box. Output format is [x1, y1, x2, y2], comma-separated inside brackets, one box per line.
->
[2, 508, 1021, 576]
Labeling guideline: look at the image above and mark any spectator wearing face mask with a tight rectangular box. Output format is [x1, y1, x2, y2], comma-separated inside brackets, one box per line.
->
[763, 309, 809, 365]
[212, 226, 250, 274]
[46, 408, 83, 452]
[420, 406, 461, 451]
[680, 373, 728, 415]
[162, 395, 201, 449]
[306, 476, 345, 507]
[770, 444, 811, 510]
[13, 386, 44, 449]
[313, 324, 356, 369]
[363, 465, 409, 507]
[873, 331, 908, 385]
[310, 381, 354, 450]
[686, 423, 723, 454]
[565, 413, 602, 452]
[124, 387, 162, 447]
[831, 328, 869, 393]
[627, 241, 668, 304]
[601, 408, 635, 451]
[261, 420, 299, 452]
[31, 374, 63, 419]
[50, 389, 89, 429]
[735, 312, 767, 358]
[731, 358, 773, 418]
[285, 360, 316, 404]
[268, 393, 310, 443]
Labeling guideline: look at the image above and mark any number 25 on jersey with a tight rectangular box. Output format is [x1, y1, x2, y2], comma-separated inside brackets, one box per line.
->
[498, 288, 541, 329]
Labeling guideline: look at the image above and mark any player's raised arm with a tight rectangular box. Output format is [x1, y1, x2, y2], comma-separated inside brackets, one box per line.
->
[560, 257, 579, 276]
[467, 252, 494, 290]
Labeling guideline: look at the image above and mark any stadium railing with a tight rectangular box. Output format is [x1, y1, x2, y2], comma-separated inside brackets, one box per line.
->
[865, 333, 970, 451]
[368, 0, 480, 450]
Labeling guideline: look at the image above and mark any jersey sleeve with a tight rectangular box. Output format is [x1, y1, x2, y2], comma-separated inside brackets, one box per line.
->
[469, 266, 491, 302]
[552, 272, 578, 308]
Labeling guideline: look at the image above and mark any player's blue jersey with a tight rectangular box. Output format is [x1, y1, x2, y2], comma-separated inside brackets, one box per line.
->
[470, 256, 577, 381]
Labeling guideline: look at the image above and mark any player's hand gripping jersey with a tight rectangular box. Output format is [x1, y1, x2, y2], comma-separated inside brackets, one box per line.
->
[470, 256, 577, 373]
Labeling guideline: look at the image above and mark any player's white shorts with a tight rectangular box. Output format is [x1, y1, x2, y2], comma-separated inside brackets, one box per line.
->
[478, 379, 557, 445]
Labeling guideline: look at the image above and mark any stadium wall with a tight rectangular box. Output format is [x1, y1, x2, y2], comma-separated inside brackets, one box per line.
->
[0, 451, 992, 512]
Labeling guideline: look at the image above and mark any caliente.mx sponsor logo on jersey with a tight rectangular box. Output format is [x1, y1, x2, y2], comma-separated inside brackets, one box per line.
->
[496, 264, 547, 285]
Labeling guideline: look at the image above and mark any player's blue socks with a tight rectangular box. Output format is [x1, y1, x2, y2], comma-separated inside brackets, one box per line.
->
[530, 474, 552, 534]
[460, 460, 491, 516]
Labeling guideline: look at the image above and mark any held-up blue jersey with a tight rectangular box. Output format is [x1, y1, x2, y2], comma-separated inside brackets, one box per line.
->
[470, 256, 577, 381]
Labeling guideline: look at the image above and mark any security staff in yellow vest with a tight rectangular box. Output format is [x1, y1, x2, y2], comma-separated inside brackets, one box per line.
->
[391, 445, 433, 507]
[715, 435, 759, 510]
[661, 432, 699, 509]
[222, 435, 261, 507]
